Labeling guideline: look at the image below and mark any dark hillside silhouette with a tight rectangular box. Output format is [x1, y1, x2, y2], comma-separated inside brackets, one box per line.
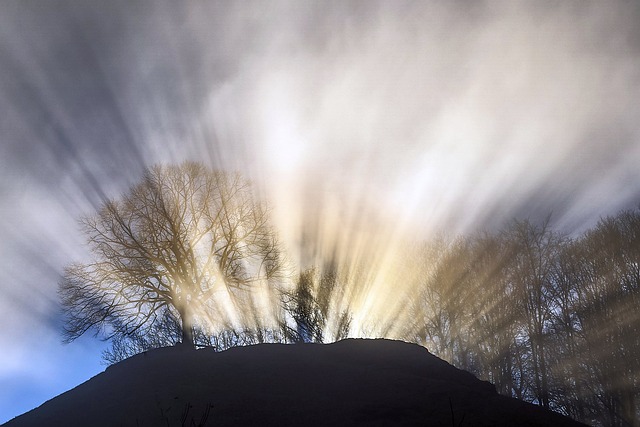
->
[3, 339, 585, 427]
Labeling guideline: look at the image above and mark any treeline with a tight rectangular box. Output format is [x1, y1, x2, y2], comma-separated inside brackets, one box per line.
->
[403, 210, 639, 427]
[102, 208, 639, 427]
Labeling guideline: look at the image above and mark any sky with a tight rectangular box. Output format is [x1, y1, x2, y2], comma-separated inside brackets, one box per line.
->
[1, 0, 640, 423]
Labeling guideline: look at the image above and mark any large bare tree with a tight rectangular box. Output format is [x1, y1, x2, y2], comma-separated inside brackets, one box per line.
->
[60, 162, 284, 348]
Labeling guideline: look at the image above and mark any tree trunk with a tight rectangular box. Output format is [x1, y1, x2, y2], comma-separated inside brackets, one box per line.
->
[181, 322, 194, 348]
[538, 343, 550, 409]
[178, 305, 195, 349]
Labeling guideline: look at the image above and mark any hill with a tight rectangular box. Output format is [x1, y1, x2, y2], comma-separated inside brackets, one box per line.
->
[3, 339, 585, 426]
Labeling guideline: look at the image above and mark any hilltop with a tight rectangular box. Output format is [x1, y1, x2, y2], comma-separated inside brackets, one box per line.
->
[3, 339, 585, 426]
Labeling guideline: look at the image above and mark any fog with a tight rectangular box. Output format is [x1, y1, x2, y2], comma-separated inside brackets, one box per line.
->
[0, 0, 639, 421]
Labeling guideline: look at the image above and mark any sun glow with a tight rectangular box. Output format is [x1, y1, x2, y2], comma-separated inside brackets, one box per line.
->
[2, 2, 640, 425]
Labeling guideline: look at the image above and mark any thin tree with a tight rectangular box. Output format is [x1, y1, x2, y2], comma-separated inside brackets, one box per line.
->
[503, 217, 562, 409]
[280, 265, 351, 343]
[60, 162, 284, 348]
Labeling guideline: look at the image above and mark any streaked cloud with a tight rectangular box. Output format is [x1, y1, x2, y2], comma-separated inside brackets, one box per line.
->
[0, 0, 639, 420]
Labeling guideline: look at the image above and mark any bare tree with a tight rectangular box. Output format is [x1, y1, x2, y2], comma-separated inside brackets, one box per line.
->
[405, 209, 640, 425]
[569, 210, 640, 426]
[280, 266, 351, 343]
[60, 162, 285, 348]
[102, 308, 182, 364]
[501, 217, 564, 409]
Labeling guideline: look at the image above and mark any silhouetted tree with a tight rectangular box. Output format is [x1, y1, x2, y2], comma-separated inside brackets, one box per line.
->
[102, 308, 182, 364]
[281, 265, 351, 343]
[569, 210, 640, 426]
[282, 268, 324, 343]
[502, 217, 563, 409]
[60, 162, 285, 349]
[407, 209, 640, 426]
